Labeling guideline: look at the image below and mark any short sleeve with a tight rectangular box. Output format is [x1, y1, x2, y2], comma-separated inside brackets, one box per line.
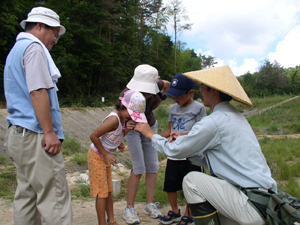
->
[23, 43, 54, 93]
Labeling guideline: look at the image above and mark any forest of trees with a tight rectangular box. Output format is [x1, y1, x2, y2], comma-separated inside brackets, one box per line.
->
[0, 0, 213, 106]
[1, 0, 299, 106]
[238, 60, 300, 98]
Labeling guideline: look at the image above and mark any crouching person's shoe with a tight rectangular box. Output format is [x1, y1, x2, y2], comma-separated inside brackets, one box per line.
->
[189, 201, 221, 225]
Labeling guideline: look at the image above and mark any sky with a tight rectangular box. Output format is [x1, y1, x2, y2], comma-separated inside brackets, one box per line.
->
[162, 0, 300, 76]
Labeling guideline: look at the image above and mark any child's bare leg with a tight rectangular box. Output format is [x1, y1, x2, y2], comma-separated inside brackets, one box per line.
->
[106, 192, 118, 224]
[167, 192, 179, 213]
[96, 197, 107, 225]
[184, 203, 191, 217]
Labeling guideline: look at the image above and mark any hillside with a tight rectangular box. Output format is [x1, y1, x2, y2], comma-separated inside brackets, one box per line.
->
[0, 107, 115, 161]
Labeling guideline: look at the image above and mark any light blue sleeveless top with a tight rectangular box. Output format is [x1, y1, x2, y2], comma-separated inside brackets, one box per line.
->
[4, 39, 64, 139]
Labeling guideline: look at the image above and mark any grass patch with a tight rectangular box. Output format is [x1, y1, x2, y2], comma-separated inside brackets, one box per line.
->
[73, 152, 88, 165]
[117, 172, 127, 176]
[62, 133, 82, 155]
[0, 165, 17, 199]
[154, 104, 171, 134]
[260, 138, 300, 198]
[71, 179, 91, 198]
[247, 96, 300, 135]
[231, 94, 294, 112]
[0, 155, 6, 164]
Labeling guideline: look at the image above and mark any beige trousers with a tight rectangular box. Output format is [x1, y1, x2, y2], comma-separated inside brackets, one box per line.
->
[4, 126, 73, 225]
[183, 172, 265, 225]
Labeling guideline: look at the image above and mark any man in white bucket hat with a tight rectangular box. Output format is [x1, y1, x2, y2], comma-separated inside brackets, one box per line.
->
[4, 6, 72, 225]
[135, 66, 277, 225]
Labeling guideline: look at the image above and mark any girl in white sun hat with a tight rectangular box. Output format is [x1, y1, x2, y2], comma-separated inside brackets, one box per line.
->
[120, 64, 170, 224]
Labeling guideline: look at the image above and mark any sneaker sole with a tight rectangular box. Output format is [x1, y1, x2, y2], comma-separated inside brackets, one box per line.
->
[123, 219, 140, 224]
[144, 210, 162, 219]
[123, 216, 140, 224]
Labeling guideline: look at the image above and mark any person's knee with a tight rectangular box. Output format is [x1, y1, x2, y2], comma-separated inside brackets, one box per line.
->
[144, 159, 159, 173]
[131, 170, 143, 178]
[132, 166, 146, 175]
[183, 171, 203, 188]
[182, 172, 207, 203]
[145, 165, 158, 174]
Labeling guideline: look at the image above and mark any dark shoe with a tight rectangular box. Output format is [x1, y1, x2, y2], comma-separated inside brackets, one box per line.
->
[159, 210, 181, 224]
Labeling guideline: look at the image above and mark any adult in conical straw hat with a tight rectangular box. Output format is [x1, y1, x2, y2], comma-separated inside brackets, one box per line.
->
[134, 65, 277, 225]
[183, 65, 253, 109]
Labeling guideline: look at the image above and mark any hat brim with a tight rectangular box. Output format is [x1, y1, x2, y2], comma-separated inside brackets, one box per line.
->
[127, 109, 148, 123]
[127, 79, 159, 95]
[20, 18, 66, 35]
[165, 88, 187, 97]
[183, 66, 253, 107]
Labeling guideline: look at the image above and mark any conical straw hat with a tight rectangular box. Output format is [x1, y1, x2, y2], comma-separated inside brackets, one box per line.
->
[183, 65, 253, 107]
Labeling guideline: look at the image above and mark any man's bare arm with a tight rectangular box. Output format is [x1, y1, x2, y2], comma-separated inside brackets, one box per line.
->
[30, 88, 61, 155]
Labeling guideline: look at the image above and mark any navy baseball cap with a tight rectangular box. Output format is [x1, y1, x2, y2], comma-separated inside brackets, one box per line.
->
[165, 73, 195, 97]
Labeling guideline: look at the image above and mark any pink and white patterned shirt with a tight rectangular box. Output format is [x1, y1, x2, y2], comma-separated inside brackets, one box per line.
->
[90, 112, 124, 158]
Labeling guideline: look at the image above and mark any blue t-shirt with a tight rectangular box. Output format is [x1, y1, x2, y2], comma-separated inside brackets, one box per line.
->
[168, 100, 206, 160]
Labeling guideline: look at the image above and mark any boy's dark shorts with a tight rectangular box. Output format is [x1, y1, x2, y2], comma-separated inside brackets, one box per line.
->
[163, 158, 204, 192]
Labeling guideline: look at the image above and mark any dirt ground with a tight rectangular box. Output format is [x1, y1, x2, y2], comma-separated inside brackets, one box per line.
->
[0, 198, 186, 225]
[0, 158, 176, 225]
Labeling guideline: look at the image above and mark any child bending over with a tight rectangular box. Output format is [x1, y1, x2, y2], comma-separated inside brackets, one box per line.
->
[88, 90, 147, 225]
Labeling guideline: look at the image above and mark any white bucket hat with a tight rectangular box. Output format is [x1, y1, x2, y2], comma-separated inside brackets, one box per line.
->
[20, 7, 66, 35]
[183, 65, 253, 107]
[126, 64, 160, 94]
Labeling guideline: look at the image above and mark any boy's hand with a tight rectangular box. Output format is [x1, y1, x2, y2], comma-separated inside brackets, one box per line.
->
[118, 143, 125, 153]
[168, 132, 183, 142]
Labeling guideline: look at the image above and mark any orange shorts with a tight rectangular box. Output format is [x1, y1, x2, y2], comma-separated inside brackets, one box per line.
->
[88, 148, 112, 198]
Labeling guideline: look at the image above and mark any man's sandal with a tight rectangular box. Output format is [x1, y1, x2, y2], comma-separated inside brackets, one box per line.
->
[107, 220, 118, 225]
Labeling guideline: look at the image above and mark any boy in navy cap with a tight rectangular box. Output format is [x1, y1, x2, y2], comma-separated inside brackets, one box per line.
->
[159, 73, 206, 225]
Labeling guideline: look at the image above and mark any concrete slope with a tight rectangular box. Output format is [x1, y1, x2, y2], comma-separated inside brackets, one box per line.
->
[60, 107, 115, 148]
[0, 107, 115, 160]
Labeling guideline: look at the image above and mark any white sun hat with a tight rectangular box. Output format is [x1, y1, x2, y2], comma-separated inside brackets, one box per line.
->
[183, 65, 253, 107]
[20, 6, 66, 35]
[126, 64, 160, 94]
